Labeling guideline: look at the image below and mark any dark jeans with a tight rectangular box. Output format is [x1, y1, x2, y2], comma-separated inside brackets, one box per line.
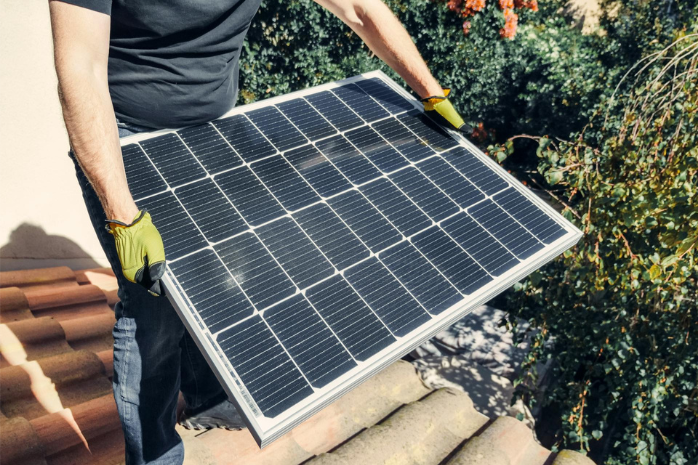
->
[70, 120, 225, 465]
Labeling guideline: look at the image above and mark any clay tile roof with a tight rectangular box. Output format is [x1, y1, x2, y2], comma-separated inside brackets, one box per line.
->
[0, 267, 596, 465]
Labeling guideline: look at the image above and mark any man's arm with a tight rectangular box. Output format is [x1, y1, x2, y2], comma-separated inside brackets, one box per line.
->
[50, 2, 166, 296]
[314, 0, 444, 99]
[49, 1, 138, 223]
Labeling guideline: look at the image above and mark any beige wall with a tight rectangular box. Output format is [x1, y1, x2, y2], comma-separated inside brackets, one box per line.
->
[0, 1, 109, 271]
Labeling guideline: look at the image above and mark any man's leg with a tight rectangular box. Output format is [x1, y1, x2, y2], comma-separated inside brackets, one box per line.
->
[70, 142, 186, 464]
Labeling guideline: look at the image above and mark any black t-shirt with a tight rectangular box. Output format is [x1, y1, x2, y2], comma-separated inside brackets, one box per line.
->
[60, 0, 263, 129]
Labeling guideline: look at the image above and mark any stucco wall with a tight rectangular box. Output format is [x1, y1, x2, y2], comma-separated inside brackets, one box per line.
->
[0, 1, 109, 271]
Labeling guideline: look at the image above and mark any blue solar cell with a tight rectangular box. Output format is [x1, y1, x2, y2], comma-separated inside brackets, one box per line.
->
[331, 84, 389, 123]
[371, 118, 435, 162]
[256, 217, 335, 289]
[214, 232, 297, 310]
[360, 178, 433, 237]
[412, 226, 492, 295]
[355, 78, 414, 114]
[139, 133, 207, 187]
[315, 135, 381, 185]
[213, 114, 276, 163]
[305, 275, 395, 361]
[442, 213, 519, 276]
[327, 190, 402, 253]
[174, 179, 247, 243]
[293, 203, 370, 270]
[443, 147, 509, 195]
[379, 241, 462, 315]
[284, 145, 352, 198]
[217, 315, 314, 418]
[136, 191, 207, 260]
[277, 99, 337, 141]
[177, 124, 243, 174]
[493, 189, 567, 244]
[250, 155, 320, 212]
[263, 294, 357, 388]
[344, 126, 409, 173]
[122, 143, 167, 200]
[170, 249, 253, 333]
[246, 106, 308, 152]
[389, 167, 460, 222]
[416, 156, 485, 209]
[305, 91, 363, 132]
[468, 199, 544, 260]
[344, 258, 431, 336]
[215, 167, 286, 227]
[397, 112, 459, 152]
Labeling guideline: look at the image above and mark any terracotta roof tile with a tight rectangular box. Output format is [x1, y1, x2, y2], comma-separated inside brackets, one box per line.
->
[0, 267, 78, 292]
[0, 266, 596, 465]
[0, 287, 33, 323]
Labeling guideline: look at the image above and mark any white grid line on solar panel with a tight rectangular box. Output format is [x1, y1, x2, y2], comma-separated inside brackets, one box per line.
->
[249, 156, 320, 212]
[304, 277, 394, 359]
[303, 92, 364, 132]
[212, 114, 278, 163]
[359, 178, 436, 236]
[138, 134, 208, 186]
[262, 293, 358, 367]
[343, 126, 410, 174]
[214, 234, 298, 310]
[376, 242, 461, 315]
[177, 123, 243, 173]
[246, 106, 309, 153]
[412, 227, 491, 282]
[263, 310, 353, 383]
[440, 214, 519, 276]
[343, 259, 431, 335]
[398, 159, 524, 261]
[277, 98, 337, 141]
[257, 217, 338, 286]
[445, 208, 521, 267]
[330, 84, 391, 122]
[493, 189, 566, 243]
[354, 78, 417, 115]
[218, 325, 311, 412]
[442, 147, 510, 197]
[260, 315, 318, 394]
[465, 199, 544, 258]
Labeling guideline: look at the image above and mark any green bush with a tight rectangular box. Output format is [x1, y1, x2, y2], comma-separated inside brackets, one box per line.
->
[239, 0, 605, 142]
[508, 36, 698, 464]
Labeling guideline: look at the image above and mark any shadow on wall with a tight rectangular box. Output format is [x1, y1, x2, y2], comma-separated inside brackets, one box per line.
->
[0, 223, 101, 272]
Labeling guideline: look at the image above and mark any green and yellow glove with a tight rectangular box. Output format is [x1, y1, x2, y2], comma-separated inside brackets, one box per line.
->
[421, 88, 468, 133]
[106, 210, 166, 297]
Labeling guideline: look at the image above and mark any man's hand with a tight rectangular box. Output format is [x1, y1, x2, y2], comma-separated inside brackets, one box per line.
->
[421, 88, 468, 133]
[107, 211, 166, 296]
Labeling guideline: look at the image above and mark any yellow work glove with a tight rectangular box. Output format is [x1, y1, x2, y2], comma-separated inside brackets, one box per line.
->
[421, 88, 467, 132]
[106, 210, 166, 296]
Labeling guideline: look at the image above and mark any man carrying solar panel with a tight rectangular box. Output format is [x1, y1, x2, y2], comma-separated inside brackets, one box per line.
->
[49, 0, 468, 463]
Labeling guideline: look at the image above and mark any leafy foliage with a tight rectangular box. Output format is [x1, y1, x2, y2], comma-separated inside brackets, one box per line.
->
[239, 0, 605, 141]
[508, 36, 698, 464]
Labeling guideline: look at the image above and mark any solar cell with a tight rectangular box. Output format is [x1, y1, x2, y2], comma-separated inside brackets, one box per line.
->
[119, 72, 580, 447]
[177, 124, 243, 174]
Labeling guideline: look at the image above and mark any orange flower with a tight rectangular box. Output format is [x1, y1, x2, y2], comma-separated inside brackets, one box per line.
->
[465, 0, 486, 12]
[499, 0, 514, 9]
[462, 20, 472, 35]
[500, 7, 518, 39]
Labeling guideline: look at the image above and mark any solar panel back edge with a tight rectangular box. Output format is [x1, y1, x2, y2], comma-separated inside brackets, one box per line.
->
[119, 71, 582, 447]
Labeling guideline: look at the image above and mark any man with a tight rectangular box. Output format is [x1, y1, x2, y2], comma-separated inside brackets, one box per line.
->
[49, 0, 467, 463]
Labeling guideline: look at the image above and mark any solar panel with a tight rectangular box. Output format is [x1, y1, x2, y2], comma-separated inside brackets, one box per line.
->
[119, 71, 582, 447]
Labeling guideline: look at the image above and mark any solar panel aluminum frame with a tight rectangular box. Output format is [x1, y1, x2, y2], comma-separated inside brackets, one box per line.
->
[118, 70, 583, 447]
